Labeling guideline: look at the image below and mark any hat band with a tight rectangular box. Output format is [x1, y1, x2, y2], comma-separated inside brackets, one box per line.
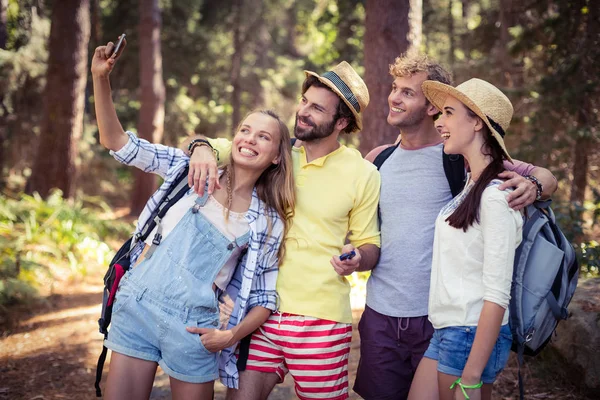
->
[321, 71, 361, 113]
[487, 116, 505, 138]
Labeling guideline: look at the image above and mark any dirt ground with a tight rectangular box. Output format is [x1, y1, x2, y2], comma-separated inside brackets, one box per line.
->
[0, 269, 594, 400]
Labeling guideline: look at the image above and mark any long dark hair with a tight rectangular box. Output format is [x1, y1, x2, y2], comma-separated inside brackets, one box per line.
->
[446, 108, 506, 231]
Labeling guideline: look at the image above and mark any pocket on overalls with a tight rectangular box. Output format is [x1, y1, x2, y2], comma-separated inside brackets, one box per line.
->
[112, 284, 134, 314]
[166, 217, 225, 282]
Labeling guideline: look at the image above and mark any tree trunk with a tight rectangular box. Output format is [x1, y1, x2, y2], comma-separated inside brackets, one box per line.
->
[130, 0, 165, 216]
[408, 0, 422, 52]
[570, 110, 591, 204]
[498, 0, 514, 86]
[25, 0, 90, 199]
[0, 0, 7, 188]
[0, 0, 7, 50]
[460, 0, 471, 57]
[336, 0, 361, 61]
[448, 0, 455, 67]
[230, 0, 243, 131]
[360, 0, 412, 154]
[90, 0, 101, 46]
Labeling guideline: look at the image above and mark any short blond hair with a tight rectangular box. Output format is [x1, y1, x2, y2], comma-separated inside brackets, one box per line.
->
[389, 53, 453, 85]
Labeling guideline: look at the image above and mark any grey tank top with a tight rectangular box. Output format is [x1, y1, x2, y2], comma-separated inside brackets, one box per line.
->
[366, 143, 454, 317]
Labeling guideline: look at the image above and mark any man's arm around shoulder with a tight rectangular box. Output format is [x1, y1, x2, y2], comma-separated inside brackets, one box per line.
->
[499, 160, 558, 210]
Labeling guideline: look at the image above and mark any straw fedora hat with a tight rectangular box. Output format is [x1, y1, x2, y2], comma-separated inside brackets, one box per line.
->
[422, 78, 514, 162]
[304, 61, 369, 132]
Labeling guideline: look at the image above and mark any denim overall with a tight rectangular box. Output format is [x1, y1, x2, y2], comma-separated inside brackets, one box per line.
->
[104, 191, 250, 383]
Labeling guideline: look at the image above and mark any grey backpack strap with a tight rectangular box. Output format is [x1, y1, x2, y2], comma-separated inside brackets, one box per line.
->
[143, 216, 165, 259]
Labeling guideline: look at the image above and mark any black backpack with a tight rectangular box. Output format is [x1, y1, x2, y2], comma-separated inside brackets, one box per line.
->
[94, 166, 190, 397]
[372, 142, 466, 197]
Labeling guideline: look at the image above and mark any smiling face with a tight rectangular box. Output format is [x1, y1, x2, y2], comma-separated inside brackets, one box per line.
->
[387, 72, 431, 129]
[231, 112, 282, 172]
[294, 85, 341, 141]
[435, 95, 483, 156]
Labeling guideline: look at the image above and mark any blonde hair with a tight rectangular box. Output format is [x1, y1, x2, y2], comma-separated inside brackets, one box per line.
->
[389, 53, 453, 85]
[223, 110, 295, 260]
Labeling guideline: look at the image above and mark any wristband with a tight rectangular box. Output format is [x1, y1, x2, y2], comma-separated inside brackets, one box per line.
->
[525, 175, 543, 201]
[188, 139, 219, 161]
[450, 378, 483, 400]
[188, 138, 212, 152]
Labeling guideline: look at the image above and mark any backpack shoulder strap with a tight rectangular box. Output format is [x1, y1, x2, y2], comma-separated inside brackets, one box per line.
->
[136, 165, 190, 243]
[373, 143, 400, 170]
[442, 150, 466, 197]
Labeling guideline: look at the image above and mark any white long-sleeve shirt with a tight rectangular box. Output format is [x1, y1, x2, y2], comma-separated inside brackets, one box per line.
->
[428, 178, 523, 329]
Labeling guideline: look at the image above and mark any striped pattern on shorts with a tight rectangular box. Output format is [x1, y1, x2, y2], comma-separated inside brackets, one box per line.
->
[246, 312, 352, 400]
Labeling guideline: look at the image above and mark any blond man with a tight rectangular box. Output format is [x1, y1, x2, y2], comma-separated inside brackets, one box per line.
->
[353, 54, 557, 400]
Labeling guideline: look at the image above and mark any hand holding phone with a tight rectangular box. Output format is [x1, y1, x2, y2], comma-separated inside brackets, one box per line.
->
[91, 34, 126, 77]
[109, 33, 126, 58]
[339, 250, 356, 261]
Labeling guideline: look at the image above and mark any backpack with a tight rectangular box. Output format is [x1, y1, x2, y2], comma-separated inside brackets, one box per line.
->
[94, 166, 190, 397]
[372, 142, 466, 197]
[510, 199, 579, 399]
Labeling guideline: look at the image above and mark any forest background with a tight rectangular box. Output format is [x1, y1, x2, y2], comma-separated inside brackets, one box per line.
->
[0, 0, 599, 398]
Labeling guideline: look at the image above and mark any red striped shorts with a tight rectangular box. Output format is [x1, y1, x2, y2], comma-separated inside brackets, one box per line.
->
[246, 312, 352, 400]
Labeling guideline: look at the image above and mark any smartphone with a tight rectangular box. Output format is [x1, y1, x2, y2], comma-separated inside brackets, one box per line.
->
[110, 33, 126, 57]
[339, 250, 356, 261]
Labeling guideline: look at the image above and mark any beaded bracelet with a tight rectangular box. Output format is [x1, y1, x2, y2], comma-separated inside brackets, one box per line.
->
[450, 377, 483, 400]
[525, 174, 543, 201]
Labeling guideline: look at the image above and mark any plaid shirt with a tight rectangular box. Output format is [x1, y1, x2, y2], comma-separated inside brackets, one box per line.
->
[111, 131, 282, 388]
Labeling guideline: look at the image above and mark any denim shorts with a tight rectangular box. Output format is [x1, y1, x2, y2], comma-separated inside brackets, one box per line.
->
[423, 324, 512, 384]
[104, 278, 220, 383]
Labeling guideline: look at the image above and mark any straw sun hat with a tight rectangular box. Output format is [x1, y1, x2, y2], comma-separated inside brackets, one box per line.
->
[422, 78, 514, 162]
[304, 61, 370, 132]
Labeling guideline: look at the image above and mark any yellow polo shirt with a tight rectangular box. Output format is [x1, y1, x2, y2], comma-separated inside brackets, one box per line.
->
[209, 139, 381, 323]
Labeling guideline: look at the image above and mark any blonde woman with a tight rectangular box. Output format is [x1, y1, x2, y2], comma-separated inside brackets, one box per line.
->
[408, 79, 523, 400]
[91, 39, 294, 399]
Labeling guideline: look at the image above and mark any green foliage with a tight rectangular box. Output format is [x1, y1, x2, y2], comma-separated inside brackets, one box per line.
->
[0, 191, 131, 306]
[0, 6, 50, 184]
[554, 198, 600, 277]
[95, 0, 366, 146]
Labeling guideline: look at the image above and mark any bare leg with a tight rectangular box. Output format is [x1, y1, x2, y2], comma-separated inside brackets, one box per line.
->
[408, 357, 439, 400]
[226, 370, 280, 400]
[438, 372, 460, 400]
[481, 383, 493, 400]
[170, 377, 214, 400]
[105, 352, 158, 400]
[439, 372, 490, 400]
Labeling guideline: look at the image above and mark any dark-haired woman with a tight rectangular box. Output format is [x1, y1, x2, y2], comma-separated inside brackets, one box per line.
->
[408, 78, 523, 400]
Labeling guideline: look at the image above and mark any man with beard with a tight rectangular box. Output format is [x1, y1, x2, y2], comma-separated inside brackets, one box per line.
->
[353, 54, 558, 400]
[186, 62, 381, 400]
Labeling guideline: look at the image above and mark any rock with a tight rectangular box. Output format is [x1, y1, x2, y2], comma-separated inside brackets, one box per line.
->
[550, 277, 600, 392]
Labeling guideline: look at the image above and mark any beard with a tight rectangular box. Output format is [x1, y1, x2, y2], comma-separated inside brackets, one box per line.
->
[294, 113, 337, 142]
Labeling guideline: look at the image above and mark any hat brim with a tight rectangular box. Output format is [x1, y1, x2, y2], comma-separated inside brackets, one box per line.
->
[422, 80, 512, 162]
[304, 70, 362, 132]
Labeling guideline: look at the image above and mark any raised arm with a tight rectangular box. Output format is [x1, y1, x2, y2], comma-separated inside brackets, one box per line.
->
[91, 38, 128, 152]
